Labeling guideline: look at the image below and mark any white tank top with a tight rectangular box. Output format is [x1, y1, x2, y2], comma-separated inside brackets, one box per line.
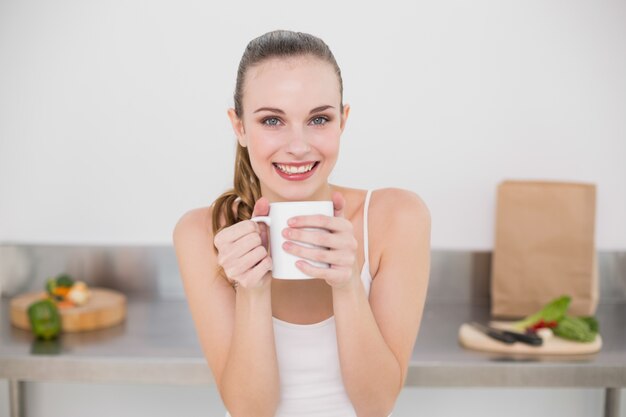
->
[226, 190, 391, 417]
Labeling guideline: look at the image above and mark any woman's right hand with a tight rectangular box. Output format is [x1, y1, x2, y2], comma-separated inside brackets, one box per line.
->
[213, 197, 272, 291]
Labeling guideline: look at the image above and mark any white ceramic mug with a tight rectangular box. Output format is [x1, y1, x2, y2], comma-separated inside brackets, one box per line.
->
[251, 201, 333, 280]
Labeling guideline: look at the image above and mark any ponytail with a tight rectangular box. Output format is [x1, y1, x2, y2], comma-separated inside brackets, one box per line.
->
[211, 145, 261, 285]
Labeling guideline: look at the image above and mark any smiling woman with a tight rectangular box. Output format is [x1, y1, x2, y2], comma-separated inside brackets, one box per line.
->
[173, 30, 431, 417]
[230, 53, 347, 203]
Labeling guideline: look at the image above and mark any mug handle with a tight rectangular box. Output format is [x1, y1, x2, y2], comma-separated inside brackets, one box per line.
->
[250, 216, 270, 226]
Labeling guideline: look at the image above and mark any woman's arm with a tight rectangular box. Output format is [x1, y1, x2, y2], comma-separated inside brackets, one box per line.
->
[279, 188, 431, 416]
[334, 189, 430, 416]
[173, 207, 280, 417]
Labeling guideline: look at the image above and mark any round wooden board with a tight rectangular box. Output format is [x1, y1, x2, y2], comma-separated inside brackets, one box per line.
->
[10, 288, 127, 332]
[458, 321, 602, 355]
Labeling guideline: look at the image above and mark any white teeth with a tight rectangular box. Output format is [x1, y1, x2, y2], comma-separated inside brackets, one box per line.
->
[275, 163, 315, 174]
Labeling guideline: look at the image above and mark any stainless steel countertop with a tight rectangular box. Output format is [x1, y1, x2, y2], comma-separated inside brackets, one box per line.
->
[2, 298, 625, 387]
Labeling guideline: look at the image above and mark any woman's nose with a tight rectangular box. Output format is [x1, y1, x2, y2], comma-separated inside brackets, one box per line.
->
[286, 128, 311, 156]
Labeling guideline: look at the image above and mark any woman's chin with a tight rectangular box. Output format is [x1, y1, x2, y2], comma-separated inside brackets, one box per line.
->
[264, 184, 330, 202]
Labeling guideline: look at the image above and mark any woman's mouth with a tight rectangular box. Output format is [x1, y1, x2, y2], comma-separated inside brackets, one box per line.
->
[272, 161, 320, 181]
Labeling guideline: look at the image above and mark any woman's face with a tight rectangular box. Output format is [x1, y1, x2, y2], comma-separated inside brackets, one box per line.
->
[228, 56, 350, 202]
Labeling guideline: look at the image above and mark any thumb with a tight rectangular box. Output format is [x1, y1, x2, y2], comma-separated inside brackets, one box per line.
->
[332, 191, 346, 218]
[252, 197, 270, 249]
[252, 197, 270, 218]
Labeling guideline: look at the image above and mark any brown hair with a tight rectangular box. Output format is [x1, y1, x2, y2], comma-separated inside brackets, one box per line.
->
[211, 30, 344, 243]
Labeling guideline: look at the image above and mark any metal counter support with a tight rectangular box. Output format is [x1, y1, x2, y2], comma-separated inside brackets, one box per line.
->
[9, 380, 23, 417]
[605, 388, 620, 417]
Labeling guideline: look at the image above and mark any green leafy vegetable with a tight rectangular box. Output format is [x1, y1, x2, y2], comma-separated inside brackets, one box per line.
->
[45, 278, 58, 297]
[579, 316, 599, 333]
[512, 295, 571, 331]
[55, 274, 75, 287]
[553, 316, 597, 343]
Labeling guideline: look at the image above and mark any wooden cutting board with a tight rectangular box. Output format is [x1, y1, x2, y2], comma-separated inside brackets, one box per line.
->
[458, 321, 602, 355]
[10, 288, 126, 332]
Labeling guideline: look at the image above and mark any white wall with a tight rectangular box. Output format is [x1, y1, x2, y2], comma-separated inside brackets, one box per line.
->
[1, 0, 625, 249]
[1, 0, 625, 416]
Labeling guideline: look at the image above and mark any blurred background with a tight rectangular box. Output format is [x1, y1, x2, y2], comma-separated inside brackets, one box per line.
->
[1, 0, 625, 416]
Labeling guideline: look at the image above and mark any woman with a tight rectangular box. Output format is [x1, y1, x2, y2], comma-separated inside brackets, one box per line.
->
[173, 30, 431, 417]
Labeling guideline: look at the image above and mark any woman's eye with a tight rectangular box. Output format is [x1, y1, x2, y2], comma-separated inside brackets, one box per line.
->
[262, 116, 329, 127]
[262, 117, 281, 127]
[311, 116, 329, 126]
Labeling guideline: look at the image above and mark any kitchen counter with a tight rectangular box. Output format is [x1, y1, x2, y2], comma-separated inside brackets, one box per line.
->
[1, 298, 625, 416]
[1, 247, 625, 416]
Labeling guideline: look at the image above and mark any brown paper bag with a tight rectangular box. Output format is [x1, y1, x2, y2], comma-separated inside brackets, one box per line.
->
[490, 180, 598, 318]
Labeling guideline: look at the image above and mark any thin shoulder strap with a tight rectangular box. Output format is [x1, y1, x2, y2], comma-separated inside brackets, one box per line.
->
[362, 189, 373, 267]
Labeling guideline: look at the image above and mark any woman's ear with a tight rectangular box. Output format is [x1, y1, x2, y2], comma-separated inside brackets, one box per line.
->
[339, 104, 351, 133]
[227, 108, 247, 147]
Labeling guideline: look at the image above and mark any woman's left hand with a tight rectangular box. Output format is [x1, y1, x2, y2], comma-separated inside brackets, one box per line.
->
[282, 191, 359, 289]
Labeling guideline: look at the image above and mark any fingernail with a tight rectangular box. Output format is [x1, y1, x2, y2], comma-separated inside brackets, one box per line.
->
[288, 217, 296, 226]
[282, 228, 291, 238]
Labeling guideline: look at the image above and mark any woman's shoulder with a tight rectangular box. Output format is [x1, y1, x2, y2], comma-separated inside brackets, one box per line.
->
[365, 188, 430, 277]
[173, 205, 214, 243]
[173, 197, 241, 242]
[371, 187, 428, 208]
[370, 187, 430, 227]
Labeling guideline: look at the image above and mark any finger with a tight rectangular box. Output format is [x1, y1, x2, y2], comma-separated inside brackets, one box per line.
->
[214, 220, 257, 249]
[283, 227, 354, 250]
[332, 191, 346, 218]
[228, 232, 263, 261]
[283, 241, 355, 267]
[252, 197, 270, 218]
[217, 231, 262, 267]
[252, 197, 270, 248]
[238, 255, 273, 287]
[295, 260, 349, 281]
[224, 245, 267, 278]
[287, 214, 350, 233]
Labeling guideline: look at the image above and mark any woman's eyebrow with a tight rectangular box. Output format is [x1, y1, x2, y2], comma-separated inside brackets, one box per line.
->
[253, 105, 335, 114]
